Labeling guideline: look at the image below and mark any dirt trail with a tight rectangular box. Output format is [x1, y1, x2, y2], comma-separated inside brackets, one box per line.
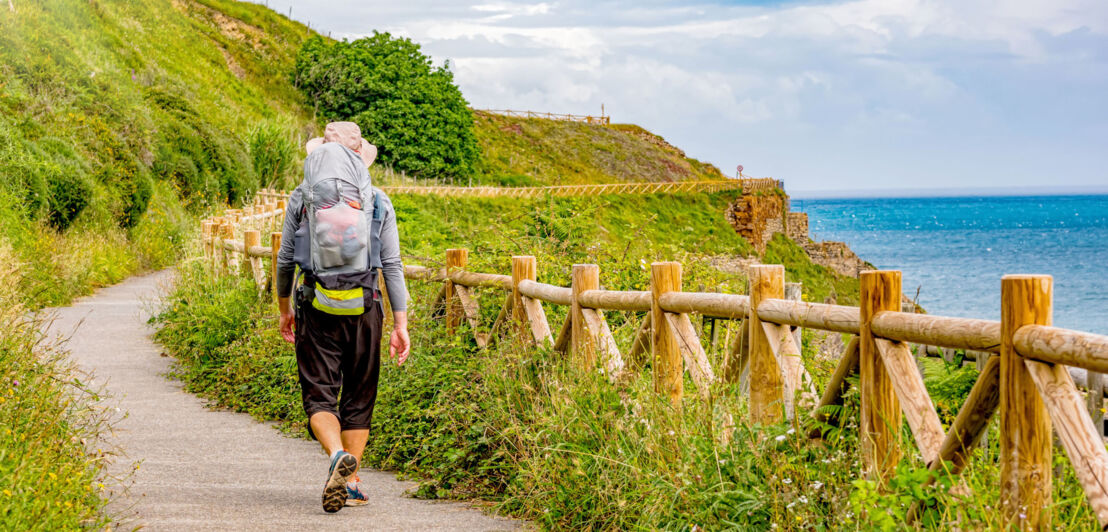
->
[46, 270, 516, 531]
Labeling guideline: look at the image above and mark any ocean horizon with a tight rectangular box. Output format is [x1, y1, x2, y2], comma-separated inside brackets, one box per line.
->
[793, 193, 1108, 336]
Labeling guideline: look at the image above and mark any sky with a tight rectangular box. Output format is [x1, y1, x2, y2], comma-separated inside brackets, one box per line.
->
[251, 0, 1108, 195]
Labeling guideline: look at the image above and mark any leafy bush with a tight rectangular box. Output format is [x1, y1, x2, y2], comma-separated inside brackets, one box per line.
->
[146, 86, 258, 209]
[294, 33, 479, 180]
[45, 170, 92, 229]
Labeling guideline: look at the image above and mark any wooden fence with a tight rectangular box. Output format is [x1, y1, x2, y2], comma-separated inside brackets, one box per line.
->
[199, 196, 1108, 530]
[478, 108, 611, 125]
[255, 179, 781, 201]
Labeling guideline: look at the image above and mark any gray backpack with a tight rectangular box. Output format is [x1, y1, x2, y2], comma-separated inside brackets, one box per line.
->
[293, 143, 384, 283]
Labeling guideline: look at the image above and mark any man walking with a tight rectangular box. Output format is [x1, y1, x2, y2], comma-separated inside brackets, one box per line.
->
[275, 122, 410, 513]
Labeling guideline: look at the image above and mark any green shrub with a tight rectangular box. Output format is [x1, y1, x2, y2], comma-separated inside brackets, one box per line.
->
[294, 33, 479, 180]
[45, 170, 92, 229]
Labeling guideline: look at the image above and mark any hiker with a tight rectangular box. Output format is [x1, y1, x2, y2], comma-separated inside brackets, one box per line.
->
[274, 122, 410, 513]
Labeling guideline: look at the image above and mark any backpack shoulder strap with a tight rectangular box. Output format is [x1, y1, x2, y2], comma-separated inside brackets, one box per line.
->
[373, 188, 385, 221]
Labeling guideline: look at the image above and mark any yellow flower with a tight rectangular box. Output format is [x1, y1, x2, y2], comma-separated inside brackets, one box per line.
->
[2, 489, 11, 497]
[49, 472, 57, 481]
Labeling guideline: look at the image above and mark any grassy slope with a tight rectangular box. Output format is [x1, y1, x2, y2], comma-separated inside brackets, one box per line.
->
[0, 0, 313, 307]
[153, 196, 1098, 530]
[472, 111, 726, 186]
[0, 1, 312, 526]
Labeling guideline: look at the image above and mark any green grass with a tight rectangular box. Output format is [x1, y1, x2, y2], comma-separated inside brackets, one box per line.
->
[154, 258, 1101, 531]
[0, 245, 114, 529]
[764, 233, 860, 305]
[472, 111, 727, 186]
[149, 180, 1099, 530]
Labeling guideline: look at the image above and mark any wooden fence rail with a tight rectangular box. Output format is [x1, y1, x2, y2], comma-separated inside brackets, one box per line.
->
[477, 108, 612, 125]
[199, 197, 1108, 529]
[255, 179, 781, 201]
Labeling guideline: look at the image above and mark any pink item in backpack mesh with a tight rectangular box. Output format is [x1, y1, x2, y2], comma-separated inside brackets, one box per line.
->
[314, 202, 367, 268]
[305, 122, 377, 168]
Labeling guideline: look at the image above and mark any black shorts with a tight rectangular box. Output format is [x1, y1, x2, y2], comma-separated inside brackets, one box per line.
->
[295, 290, 383, 436]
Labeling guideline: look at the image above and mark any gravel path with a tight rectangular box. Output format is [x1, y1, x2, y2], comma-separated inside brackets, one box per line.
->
[46, 270, 518, 531]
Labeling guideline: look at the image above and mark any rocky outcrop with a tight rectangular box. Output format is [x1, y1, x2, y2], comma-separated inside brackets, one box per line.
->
[726, 194, 871, 278]
[725, 194, 787, 253]
[802, 241, 870, 278]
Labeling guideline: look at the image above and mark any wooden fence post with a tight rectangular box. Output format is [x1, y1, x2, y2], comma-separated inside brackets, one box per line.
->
[512, 256, 536, 337]
[650, 262, 682, 408]
[270, 232, 281, 301]
[785, 282, 803, 355]
[201, 221, 213, 260]
[859, 270, 902, 482]
[210, 220, 223, 273]
[445, 248, 468, 334]
[1000, 275, 1053, 530]
[1088, 371, 1105, 432]
[220, 222, 234, 275]
[749, 265, 785, 424]
[244, 230, 261, 284]
[276, 199, 286, 232]
[571, 264, 600, 370]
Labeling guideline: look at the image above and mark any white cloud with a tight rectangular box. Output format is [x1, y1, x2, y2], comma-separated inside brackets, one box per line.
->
[256, 0, 1108, 190]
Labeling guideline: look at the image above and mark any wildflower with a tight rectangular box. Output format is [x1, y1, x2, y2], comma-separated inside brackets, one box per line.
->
[774, 435, 786, 442]
[811, 481, 823, 490]
[668, 430, 675, 436]
[11, 380, 17, 387]
[786, 428, 795, 435]
[2, 489, 10, 497]
[798, 495, 808, 504]
[782, 478, 792, 485]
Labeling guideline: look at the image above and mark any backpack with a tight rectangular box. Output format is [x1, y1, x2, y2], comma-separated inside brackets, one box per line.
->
[291, 143, 387, 315]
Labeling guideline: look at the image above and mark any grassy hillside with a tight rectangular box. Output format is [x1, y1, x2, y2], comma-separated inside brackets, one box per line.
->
[472, 111, 726, 186]
[0, 0, 313, 307]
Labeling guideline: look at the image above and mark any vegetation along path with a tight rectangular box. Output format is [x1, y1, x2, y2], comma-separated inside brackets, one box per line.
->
[44, 271, 517, 531]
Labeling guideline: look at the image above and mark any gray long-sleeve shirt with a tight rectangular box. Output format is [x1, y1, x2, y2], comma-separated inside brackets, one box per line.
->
[275, 186, 408, 312]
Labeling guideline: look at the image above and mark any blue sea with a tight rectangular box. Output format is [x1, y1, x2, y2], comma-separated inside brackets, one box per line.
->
[792, 195, 1108, 335]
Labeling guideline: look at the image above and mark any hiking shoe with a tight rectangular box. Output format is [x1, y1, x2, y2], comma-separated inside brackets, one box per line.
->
[345, 482, 369, 507]
[322, 451, 358, 513]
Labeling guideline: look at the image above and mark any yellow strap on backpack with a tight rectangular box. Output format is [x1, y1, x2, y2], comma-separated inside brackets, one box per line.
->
[312, 283, 365, 316]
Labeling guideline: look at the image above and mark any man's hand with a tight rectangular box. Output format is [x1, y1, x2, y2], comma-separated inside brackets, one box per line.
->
[278, 297, 295, 343]
[389, 311, 411, 365]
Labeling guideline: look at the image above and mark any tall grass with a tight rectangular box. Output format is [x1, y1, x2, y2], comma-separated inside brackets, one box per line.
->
[0, 243, 117, 529]
[154, 256, 1099, 530]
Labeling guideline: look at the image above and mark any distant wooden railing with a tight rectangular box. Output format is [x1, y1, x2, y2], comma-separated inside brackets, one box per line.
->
[478, 108, 611, 125]
[255, 179, 780, 201]
[199, 197, 1108, 530]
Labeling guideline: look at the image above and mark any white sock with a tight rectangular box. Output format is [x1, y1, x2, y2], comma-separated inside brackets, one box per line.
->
[330, 449, 343, 460]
